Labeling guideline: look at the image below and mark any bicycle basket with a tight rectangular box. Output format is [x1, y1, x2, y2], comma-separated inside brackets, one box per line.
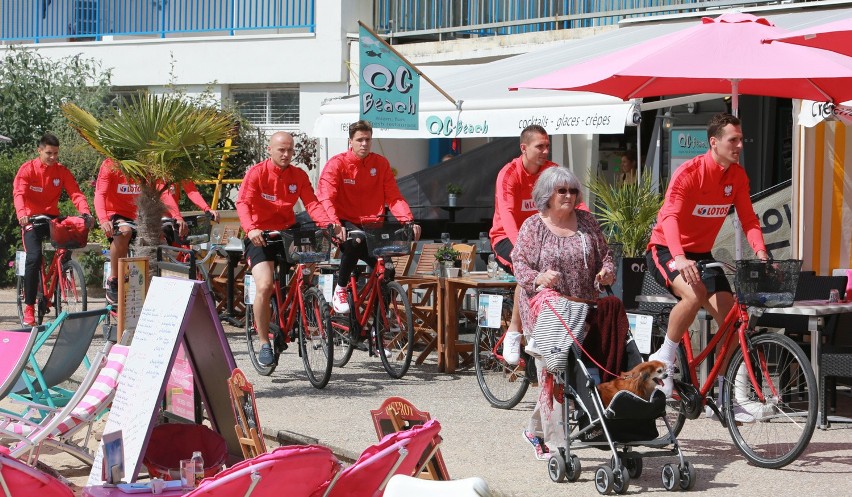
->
[735, 259, 802, 308]
[48, 217, 89, 249]
[282, 225, 331, 264]
[363, 222, 412, 257]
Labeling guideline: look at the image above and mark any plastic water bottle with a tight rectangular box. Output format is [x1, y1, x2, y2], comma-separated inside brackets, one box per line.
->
[191, 451, 204, 486]
[487, 254, 498, 279]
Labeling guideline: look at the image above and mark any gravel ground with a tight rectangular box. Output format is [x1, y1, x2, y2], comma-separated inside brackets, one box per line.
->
[1, 286, 851, 496]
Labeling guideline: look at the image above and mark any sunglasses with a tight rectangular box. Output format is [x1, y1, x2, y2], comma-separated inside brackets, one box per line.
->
[556, 187, 580, 196]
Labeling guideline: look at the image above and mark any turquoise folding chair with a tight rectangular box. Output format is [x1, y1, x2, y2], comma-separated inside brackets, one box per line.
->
[9, 308, 108, 413]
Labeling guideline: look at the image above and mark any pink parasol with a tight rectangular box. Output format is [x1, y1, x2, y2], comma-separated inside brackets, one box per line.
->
[763, 17, 852, 58]
[512, 13, 852, 114]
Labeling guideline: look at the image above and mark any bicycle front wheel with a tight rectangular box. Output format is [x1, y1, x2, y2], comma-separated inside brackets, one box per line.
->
[299, 288, 333, 389]
[474, 325, 531, 409]
[245, 298, 279, 376]
[722, 332, 817, 469]
[375, 281, 414, 379]
[57, 260, 87, 315]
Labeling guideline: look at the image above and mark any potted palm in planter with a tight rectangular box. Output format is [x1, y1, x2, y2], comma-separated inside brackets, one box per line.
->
[588, 173, 663, 308]
[446, 183, 463, 207]
[434, 245, 461, 277]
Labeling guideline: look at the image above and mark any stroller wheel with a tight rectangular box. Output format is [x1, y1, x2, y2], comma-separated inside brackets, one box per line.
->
[566, 454, 582, 482]
[594, 465, 614, 495]
[612, 464, 631, 495]
[547, 453, 567, 483]
[678, 461, 697, 491]
[661, 463, 678, 491]
[618, 454, 643, 479]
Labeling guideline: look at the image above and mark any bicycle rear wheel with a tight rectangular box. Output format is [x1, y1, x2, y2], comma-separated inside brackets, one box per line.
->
[375, 281, 414, 379]
[331, 289, 357, 368]
[474, 325, 531, 409]
[299, 288, 333, 389]
[722, 332, 817, 469]
[57, 260, 87, 315]
[16, 275, 25, 325]
[245, 298, 279, 375]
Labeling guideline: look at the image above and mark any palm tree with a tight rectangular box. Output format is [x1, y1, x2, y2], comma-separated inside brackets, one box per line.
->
[62, 92, 236, 266]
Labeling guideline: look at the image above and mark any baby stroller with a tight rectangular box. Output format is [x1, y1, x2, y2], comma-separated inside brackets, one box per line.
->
[538, 297, 696, 494]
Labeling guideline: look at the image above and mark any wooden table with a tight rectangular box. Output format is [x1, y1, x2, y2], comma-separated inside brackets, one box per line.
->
[438, 274, 516, 373]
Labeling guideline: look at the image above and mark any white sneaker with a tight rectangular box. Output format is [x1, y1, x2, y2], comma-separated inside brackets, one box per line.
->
[524, 336, 541, 357]
[648, 350, 676, 398]
[503, 331, 522, 365]
[332, 285, 350, 314]
[705, 404, 758, 424]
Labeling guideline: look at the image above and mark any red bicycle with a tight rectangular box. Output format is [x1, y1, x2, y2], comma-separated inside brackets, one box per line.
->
[244, 225, 334, 389]
[16, 215, 89, 325]
[329, 222, 415, 379]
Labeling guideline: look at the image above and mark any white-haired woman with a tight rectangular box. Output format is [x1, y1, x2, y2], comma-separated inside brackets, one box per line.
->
[512, 166, 615, 460]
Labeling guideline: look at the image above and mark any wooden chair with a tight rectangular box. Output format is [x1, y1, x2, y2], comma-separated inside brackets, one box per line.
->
[209, 226, 246, 317]
[398, 244, 443, 364]
[227, 368, 267, 459]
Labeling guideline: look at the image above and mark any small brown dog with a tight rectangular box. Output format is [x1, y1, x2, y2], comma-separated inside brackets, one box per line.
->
[596, 360, 668, 407]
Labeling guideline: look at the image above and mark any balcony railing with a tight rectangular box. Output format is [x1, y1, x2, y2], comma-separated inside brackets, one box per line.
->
[373, 0, 794, 41]
[1, 0, 315, 43]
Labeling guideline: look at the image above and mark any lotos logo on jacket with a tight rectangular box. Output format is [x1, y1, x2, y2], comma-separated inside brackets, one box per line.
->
[692, 204, 730, 218]
[288, 184, 297, 194]
[723, 184, 733, 197]
[30, 186, 43, 193]
[261, 193, 277, 202]
[117, 184, 142, 195]
[521, 199, 536, 211]
[343, 179, 356, 185]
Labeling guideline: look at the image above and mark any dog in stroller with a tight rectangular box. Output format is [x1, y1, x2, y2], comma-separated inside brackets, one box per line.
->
[545, 321, 697, 494]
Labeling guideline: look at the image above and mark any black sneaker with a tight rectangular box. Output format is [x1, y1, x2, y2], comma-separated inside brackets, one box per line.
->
[105, 278, 119, 305]
[258, 344, 275, 366]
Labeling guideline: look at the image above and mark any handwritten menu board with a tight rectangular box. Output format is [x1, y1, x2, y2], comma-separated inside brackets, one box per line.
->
[88, 278, 195, 486]
[117, 257, 149, 342]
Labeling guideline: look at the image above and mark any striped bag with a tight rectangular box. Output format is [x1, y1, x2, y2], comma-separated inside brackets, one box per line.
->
[533, 295, 589, 372]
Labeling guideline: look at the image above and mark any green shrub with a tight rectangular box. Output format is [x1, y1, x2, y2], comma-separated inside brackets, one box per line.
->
[0, 150, 32, 286]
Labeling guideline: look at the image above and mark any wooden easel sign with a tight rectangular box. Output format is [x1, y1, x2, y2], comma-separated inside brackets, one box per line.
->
[117, 257, 149, 342]
[370, 396, 449, 480]
[228, 368, 266, 459]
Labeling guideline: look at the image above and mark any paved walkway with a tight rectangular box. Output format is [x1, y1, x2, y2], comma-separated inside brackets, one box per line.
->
[2, 288, 851, 496]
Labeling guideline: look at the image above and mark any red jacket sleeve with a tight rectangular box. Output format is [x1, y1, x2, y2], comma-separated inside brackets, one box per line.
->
[12, 162, 30, 218]
[495, 168, 521, 244]
[181, 181, 211, 211]
[94, 162, 112, 223]
[317, 157, 342, 225]
[161, 186, 183, 220]
[299, 174, 332, 227]
[236, 168, 258, 233]
[657, 172, 689, 257]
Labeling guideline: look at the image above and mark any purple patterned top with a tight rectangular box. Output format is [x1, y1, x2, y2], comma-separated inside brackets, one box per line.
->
[511, 211, 614, 334]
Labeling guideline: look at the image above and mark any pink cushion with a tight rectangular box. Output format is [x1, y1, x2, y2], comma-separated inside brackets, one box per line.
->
[0, 452, 74, 497]
[187, 445, 339, 497]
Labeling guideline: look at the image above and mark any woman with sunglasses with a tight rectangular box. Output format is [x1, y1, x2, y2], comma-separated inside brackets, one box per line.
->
[512, 166, 615, 461]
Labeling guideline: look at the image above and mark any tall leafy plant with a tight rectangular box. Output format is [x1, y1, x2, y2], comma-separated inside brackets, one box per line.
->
[62, 93, 236, 267]
[588, 174, 663, 258]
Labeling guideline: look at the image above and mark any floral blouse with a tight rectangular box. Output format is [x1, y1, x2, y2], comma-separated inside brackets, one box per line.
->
[511, 211, 614, 335]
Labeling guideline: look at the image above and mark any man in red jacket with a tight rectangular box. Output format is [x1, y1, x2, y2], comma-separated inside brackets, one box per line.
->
[646, 113, 768, 413]
[237, 131, 339, 367]
[95, 158, 186, 304]
[13, 133, 93, 326]
[317, 120, 421, 315]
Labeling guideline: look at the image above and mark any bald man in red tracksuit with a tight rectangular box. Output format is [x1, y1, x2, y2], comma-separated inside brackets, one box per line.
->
[646, 113, 767, 415]
[236, 131, 336, 367]
[13, 133, 92, 326]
